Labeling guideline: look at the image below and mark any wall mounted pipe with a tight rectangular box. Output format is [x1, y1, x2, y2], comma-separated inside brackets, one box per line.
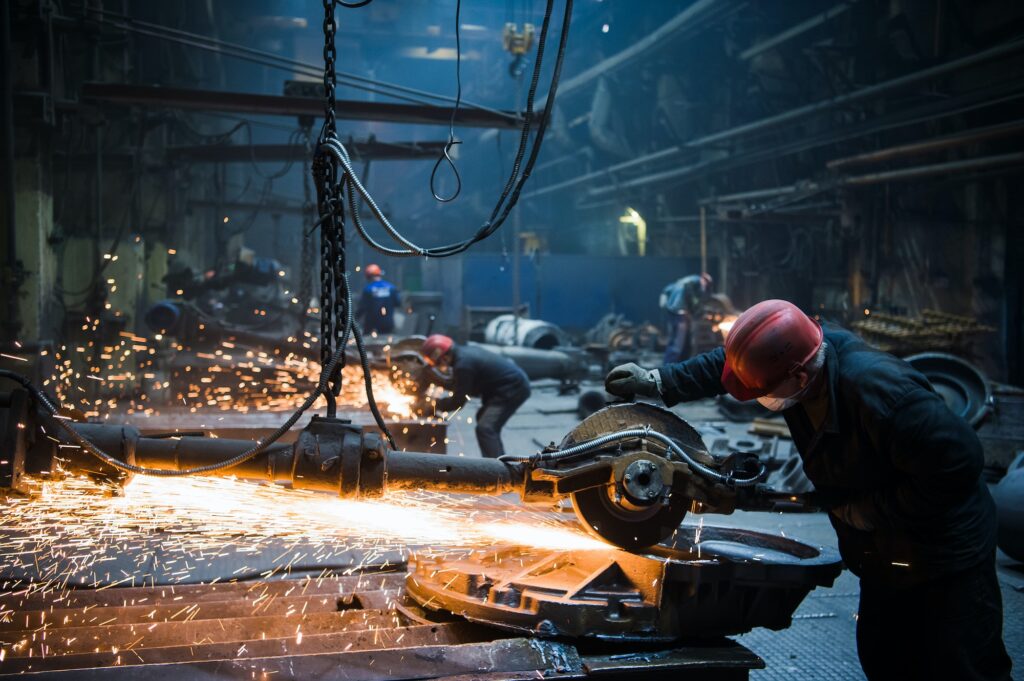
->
[827, 119, 1024, 170]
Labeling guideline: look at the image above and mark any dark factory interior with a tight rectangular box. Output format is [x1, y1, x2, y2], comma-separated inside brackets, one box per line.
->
[0, 0, 1022, 679]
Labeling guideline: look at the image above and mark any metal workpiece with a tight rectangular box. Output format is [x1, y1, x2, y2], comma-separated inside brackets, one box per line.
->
[5, 395, 784, 551]
[385, 451, 517, 495]
[406, 525, 842, 641]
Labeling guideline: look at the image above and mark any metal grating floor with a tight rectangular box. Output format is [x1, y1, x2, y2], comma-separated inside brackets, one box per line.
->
[0, 570, 765, 680]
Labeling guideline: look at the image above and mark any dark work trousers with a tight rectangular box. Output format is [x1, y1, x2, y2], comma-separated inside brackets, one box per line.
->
[474, 385, 530, 458]
[856, 554, 1012, 680]
[663, 312, 692, 364]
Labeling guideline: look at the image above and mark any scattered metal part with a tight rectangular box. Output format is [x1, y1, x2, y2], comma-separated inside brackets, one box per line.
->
[993, 452, 1024, 563]
[978, 385, 1024, 472]
[407, 524, 841, 640]
[904, 352, 991, 426]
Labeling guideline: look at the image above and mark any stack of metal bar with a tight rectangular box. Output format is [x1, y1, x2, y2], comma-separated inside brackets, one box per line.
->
[851, 309, 995, 355]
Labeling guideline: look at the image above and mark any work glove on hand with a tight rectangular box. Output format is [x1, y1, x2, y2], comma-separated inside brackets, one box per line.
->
[604, 363, 661, 399]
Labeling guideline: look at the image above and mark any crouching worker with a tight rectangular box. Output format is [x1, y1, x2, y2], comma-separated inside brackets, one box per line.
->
[421, 335, 530, 458]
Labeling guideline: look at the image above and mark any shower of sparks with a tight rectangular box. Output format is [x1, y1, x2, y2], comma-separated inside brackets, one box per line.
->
[0, 474, 608, 588]
[36, 328, 422, 421]
[0, 474, 610, 663]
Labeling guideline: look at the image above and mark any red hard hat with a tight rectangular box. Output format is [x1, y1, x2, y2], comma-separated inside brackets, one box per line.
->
[364, 263, 382, 278]
[421, 334, 454, 365]
[720, 300, 823, 401]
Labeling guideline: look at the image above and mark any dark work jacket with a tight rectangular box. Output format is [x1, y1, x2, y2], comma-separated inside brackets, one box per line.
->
[659, 324, 997, 587]
[433, 345, 530, 412]
[356, 279, 401, 334]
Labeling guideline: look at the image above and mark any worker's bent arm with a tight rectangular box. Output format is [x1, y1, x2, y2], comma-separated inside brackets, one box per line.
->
[839, 387, 985, 530]
[657, 346, 728, 406]
[434, 367, 471, 413]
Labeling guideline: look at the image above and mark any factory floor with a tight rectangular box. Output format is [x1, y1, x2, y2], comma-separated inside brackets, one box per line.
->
[2, 380, 1019, 678]
[448, 380, 1024, 680]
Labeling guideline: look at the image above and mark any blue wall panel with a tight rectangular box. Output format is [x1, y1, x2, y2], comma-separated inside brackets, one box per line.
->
[461, 254, 709, 331]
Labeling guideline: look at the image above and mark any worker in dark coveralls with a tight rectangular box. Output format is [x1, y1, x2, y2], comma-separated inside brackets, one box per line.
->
[660, 272, 713, 363]
[420, 334, 531, 459]
[604, 299, 1010, 680]
[356, 263, 401, 335]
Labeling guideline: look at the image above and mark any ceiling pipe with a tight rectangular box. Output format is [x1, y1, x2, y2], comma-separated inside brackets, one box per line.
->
[688, 36, 1024, 148]
[739, 1, 856, 62]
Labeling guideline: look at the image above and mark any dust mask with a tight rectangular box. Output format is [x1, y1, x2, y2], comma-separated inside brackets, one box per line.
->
[757, 395, 800, 412]
[756, 342, 828, 412]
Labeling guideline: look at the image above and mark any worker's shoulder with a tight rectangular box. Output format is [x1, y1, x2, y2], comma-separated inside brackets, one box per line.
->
[825, 324, 932, 413]
[457, 344, 497, 364]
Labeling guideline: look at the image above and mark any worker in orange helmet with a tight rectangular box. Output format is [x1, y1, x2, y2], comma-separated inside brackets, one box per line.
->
[356, 264, 401, 335]
[420, 334, 530, 459]
[605, 299, 1010, 680]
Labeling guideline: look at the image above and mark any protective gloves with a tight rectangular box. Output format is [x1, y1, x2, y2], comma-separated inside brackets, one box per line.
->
[604, 363, 662, 399]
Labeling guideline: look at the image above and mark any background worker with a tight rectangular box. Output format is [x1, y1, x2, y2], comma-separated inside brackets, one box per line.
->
[420, 334, 530, 459]
[604, 299, 1010, 681]
[660, 272, 713, 363]
[356, 263, 401, 335]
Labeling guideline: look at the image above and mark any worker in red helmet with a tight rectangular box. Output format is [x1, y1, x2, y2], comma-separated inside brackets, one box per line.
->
[421, 335, 530, 459]
[356, 264, 401, 335]
[605, 299, 1009, 680]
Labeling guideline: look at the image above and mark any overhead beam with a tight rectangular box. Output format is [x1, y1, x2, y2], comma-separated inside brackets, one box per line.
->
[166, 141, 449, 163]
[739, 2, 856, 61]
[80, 83, 523, 129]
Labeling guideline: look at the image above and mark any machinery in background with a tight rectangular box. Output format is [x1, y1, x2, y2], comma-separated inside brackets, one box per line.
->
[904, 352, 1024, 476]
[483, 314, 571, 350]
[993, 452, 1024, 563]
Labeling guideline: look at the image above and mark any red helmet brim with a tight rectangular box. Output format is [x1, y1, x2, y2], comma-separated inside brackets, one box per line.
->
[721, 360, 770, 401]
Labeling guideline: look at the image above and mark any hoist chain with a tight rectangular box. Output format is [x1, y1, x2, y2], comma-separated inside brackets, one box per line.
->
[311, 0, 395, 448]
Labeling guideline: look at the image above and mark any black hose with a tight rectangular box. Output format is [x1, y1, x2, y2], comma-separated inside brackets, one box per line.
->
[351, 322, 396, 450]
[499, 427, 765, 488]
[316, 0, 573, 260]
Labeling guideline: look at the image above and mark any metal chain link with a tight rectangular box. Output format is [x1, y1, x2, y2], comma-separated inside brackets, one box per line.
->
[311, 0, 395, 445]
[321, 0, 337, 139]
[299, 129, 315, 321]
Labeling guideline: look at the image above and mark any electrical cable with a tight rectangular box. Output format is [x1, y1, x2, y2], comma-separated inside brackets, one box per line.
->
[86, 7, 515, 120]
[429, 0, 463, 203]
[320, 0, 572, 259]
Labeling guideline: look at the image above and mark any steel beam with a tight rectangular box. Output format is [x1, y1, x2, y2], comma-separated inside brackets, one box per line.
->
[80, 83, 523, 129]
[167, 140, 449, 163]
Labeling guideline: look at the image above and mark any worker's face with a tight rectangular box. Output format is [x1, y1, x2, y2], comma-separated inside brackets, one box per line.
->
[757, 367, 821, 412]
